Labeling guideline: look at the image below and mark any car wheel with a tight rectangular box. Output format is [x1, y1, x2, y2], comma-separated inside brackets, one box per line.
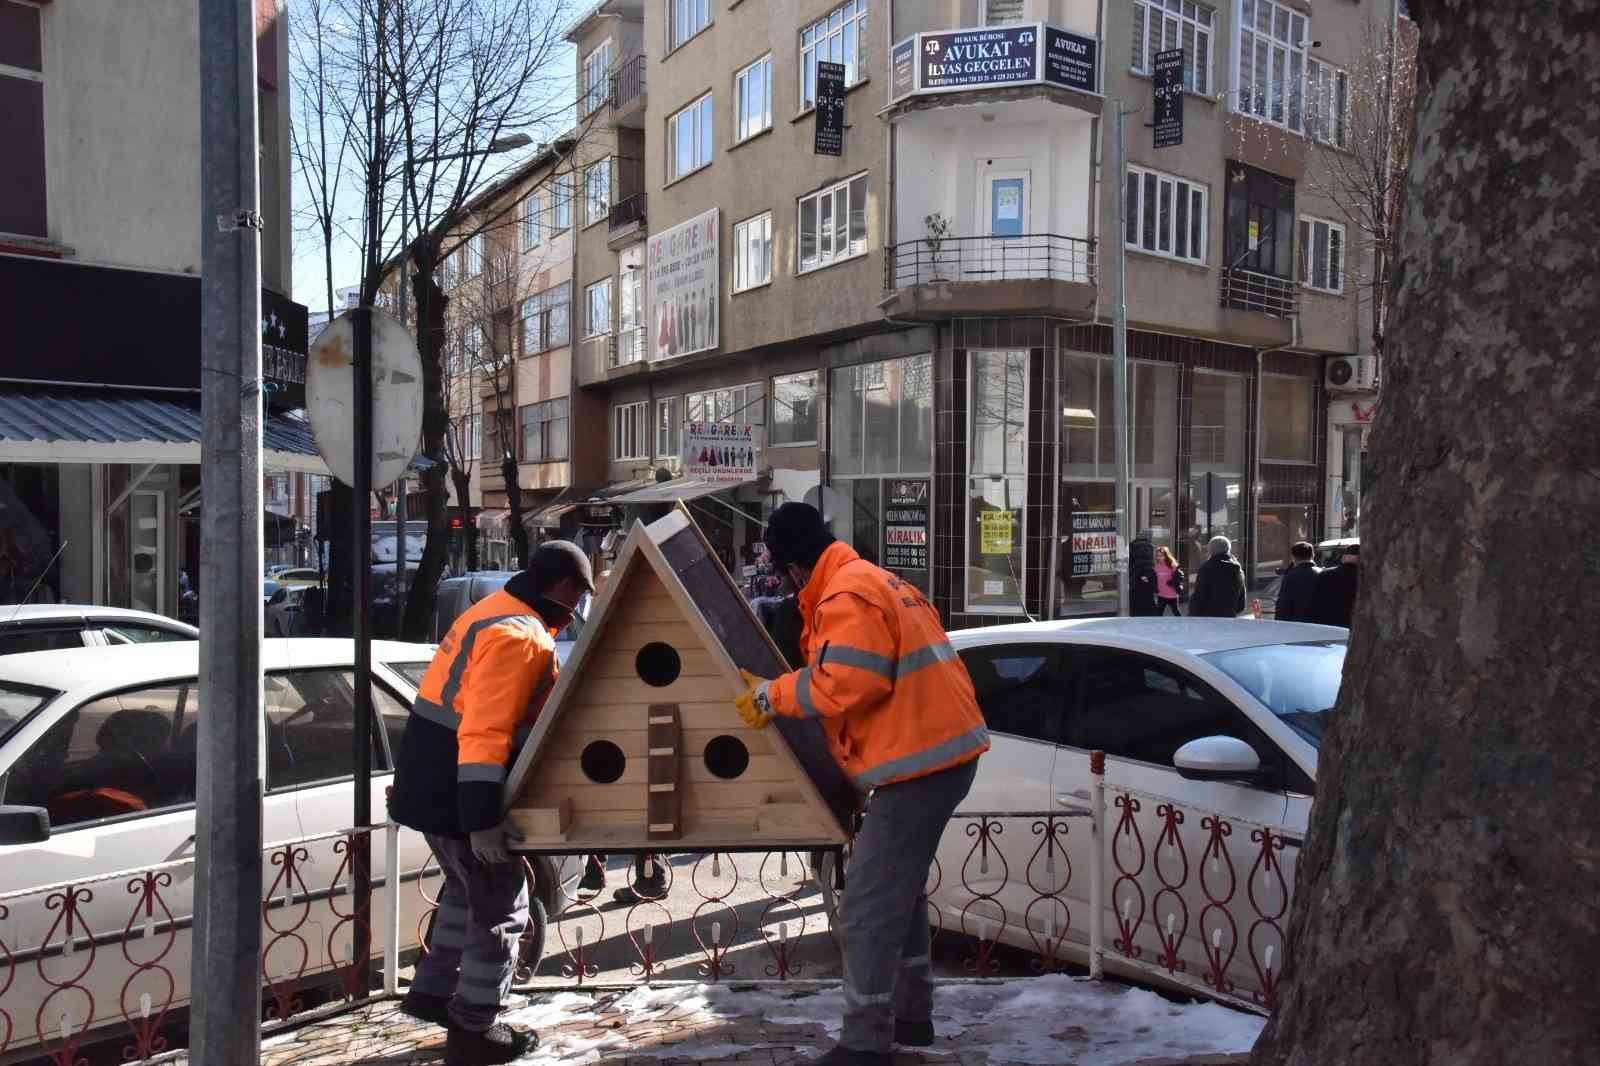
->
[513, 857, 553, 984]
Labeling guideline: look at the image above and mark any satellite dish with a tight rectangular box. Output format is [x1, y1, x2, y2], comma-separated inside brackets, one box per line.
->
[306, 309, 424, 490]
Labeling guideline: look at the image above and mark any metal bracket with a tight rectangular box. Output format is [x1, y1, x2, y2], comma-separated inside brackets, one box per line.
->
[217, 210, 264, 232]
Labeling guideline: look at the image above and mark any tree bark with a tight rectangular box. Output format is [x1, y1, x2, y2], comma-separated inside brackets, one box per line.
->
[449, 464, 480, 573]
[1251, 4, 1600, 1065]
[400, 253, 451, 642]
[504, 456, 529, 570]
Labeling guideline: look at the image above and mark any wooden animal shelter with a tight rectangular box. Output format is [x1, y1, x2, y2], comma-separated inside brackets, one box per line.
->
[502, 507, 855, 852]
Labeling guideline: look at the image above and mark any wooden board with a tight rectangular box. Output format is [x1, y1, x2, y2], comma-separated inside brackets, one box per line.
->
[646, 704, 681, 841]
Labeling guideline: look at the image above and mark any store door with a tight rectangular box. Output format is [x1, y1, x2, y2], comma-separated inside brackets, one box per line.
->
[130, 490, 165, 614]
[982, 171, 1031, 278]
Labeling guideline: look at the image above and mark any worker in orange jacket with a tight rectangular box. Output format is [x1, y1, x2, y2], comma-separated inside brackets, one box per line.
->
[390, 542, 592, 1066]
[737, 503, 988, 1066]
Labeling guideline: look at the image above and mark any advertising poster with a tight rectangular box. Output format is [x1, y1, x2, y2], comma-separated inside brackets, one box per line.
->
[891, 38, 917, 100]
[884, 479, 930, 571]
[1042, 26, 1098, 92]
[647, 207, 720, 362]
[979, 509, 1016, 555]
[815, 60, 845, 156]
[1070, 511, 1120, 577]
[682, 420, 759, 483]
[1153, 48, 1184, 147]
[919, 26, 1038, 91]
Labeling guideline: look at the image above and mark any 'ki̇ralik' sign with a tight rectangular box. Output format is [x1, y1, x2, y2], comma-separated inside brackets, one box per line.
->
[894, 23, 1099, 99]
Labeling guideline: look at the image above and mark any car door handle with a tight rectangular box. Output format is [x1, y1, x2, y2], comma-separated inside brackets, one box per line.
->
[164, 834, 197, 863]
[1055, 793, 1093, 816]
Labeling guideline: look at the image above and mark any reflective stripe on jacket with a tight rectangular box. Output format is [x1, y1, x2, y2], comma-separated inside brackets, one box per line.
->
[762, 542, 989, 791]
[390, 578, 558, 836]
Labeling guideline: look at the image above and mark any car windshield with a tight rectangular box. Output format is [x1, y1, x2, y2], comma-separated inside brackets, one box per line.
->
[0, 681, 59, 747]
[1202, 640, 1347, 747]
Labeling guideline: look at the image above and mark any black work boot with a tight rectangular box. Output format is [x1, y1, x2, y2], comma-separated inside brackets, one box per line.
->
[397, 990, 450, 1026]
[444, 1021, 537, 1066]
[611, 871, 667, 905]
[577, 856, 606, 897]
[894, 1018, 936, 1046]
[813, 1046, 892, 1066]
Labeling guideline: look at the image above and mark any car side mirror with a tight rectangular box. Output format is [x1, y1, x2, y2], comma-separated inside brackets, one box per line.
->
[0, 804, 50, 845]
[1174, 736, 1262, 782]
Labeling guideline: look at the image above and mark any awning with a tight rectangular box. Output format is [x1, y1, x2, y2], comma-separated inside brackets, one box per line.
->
[606, 477, 753, 504]
[0, 386, 328, 474]
[476, 509, 510, 537]
[526, 502, 576, 530]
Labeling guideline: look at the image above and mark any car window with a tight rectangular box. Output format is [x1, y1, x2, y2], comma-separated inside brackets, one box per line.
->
[101, 624, 193, 645]
[372, 681, 410, 769]
[264, 670, 384, 791]
[958, 644, 1067, 744]
[0, 626, 88, 656]
[389, 661, 430, 690]
[1203, 641, 1345, 748]
[6, 684, 195, 829]
[1072, 651, 1260, 769]
[0, 681, 59, 747]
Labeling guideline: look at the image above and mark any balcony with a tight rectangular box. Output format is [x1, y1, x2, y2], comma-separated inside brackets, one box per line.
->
[610, 55, 647, 127]
[881, 233, 1097, 320]
[1219, 267, 1299, 320]
[576, 327, 648, 387]
[608, 193, 646, 248]
[886, 23, 1101, 120]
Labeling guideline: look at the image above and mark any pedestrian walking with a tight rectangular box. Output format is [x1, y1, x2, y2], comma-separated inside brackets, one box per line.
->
[1188, 535, 1247, 618]
[389, 541, 594, 1066]
[1310, 543, 1360, 628]
[1154, 546, 1185, 616]
[1129, 530, 1159, 616]
[736, 503, 989, 1066]
[1273, 541, 1321, 622]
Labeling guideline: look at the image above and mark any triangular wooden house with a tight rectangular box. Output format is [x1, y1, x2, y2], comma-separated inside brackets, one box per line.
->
[502, 508, 854, 851]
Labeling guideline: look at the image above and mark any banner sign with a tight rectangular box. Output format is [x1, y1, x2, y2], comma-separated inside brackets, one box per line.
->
[894, 23, 1099, 99]
[1153, 48, 1184, 147]
[884, 479, 930, 571]
[682, 421, 759, 483]
[979, 509, 1016, 556]
[1070, 511, 1119, 577]
[647, 207, 719, 362]
[814, 60, 845, 156]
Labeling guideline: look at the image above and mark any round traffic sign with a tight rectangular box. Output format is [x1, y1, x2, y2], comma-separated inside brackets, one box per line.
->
[306, 309, 424, 490]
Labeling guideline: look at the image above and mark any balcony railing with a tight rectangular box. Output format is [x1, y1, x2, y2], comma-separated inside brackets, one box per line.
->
[610, 55, 646, 111]
[610, 326, 646, 369]
[609, 193, 646, 232]
[1219, 267, 1299, 319]
[886, 234, 1096, 289]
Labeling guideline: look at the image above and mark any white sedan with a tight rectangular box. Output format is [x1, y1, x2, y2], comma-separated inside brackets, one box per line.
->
[0, 639, 562, 1059]
[930, 618, 1343, 997]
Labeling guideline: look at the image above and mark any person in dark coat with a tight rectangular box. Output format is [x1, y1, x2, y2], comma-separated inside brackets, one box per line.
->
[1310, 545, 1360, 628]
[1188, 535, 1247, 618]
[1128, 530, 1159, 616]
[1273, 541, 1321, 622]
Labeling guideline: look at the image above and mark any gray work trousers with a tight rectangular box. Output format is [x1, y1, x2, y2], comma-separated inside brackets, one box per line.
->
[840, 757, 979, 1053]
[410, 833, 530, 1032]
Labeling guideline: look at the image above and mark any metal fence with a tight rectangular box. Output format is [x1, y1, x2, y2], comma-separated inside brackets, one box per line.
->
[1219, 266, 1299, 319]
[885, 234, 1097, 289]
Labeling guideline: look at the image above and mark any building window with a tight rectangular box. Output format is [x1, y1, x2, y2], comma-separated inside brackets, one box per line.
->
[461, 234, 485, 279]
[798, 173, 868, 274]
[982, 0, 1034, 26]
[584, 159, 612, 226]
[1236, 0, 1310, 133]
[463, 323, 484, 369]
[686, 382, 765, 426]
[1298, 216, 1344, 293]
[464, 412, 482, 461]
[770, 371, 818, 446]
[1307, 58, 1349, 147]
[1125, 165, 1207, 264]
[585, 278, 613, 337]
[733, 212, 773, 292]
[582, 39, 613, 116]
[0, 1, 46, 237]
[801, 0, 868, 109]
[655, 396, 681, 459]
[612, 401, 650, 460]
[668, 94, 714, 182]
[520, 282, 571, 354]
[521, 398, 570, 462]
[966, 350, 1029, 614]
[735, 54, 773, 142]
[668, 0, 711, 51]
[1189, 370, 1248, 561]
[522, 192, 542, 249]
[1132, 0, 1214, 96]
[1224, 161, 1296, 278]
[552, 175, 573, 232]
[1261, 374, 1316, 463]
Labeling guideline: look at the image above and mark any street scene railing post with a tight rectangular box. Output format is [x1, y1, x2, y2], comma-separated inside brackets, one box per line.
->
[1088, 749, 1106, 982]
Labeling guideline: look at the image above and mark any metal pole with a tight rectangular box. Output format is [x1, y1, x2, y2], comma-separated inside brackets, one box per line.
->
[194, 0, 264, 1060]
[1110, 104, 1132, 618]
[352, 306, 375, 989]
[382, 820, 403, 996]
[1088, 749, 1106, 980]
[395, 475, 407, 638]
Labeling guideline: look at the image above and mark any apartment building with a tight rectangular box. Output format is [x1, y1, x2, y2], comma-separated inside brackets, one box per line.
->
[0, 0, 315, 612]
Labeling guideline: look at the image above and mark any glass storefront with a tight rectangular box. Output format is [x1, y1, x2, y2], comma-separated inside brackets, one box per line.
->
[1255, 503, 1313, 590]
[968, 350, 1028, 613]
[1185, 370, 1247, 568]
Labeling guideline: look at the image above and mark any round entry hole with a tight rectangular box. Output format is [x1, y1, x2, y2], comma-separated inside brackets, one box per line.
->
[635, 642, 682, 687]
[580, 740, 627, 784]
[703, 735, 751, 780]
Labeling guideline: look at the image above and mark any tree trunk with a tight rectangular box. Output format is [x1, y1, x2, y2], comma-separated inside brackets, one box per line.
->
[504, 455, 529, 570]
[1251, 4, 1600, 1065]
[400, 254, 451, 642]
[449, 463, 480, 573]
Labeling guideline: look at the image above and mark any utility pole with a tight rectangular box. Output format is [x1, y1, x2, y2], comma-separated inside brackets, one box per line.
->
[1110, 103, 1132, 618]
[193, 0, 264, 1060]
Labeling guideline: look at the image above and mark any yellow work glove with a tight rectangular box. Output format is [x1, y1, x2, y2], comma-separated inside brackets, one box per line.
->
[735, 668, 774, 730]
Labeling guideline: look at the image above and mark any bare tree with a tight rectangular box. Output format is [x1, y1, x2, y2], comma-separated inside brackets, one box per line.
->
[1250, 2, 1600, 1064]
[289, 0, 358, 321]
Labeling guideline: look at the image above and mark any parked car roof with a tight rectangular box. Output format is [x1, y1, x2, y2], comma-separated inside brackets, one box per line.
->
[948, 617, 1347, 656]
[0, 604, 198, 635]
[0, 637, 434, 694]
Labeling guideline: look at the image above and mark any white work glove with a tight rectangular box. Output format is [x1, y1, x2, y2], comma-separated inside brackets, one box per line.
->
[469, 821, 523, 865]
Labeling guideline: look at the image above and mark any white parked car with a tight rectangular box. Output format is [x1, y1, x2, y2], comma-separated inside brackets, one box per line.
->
[265, 583, 310, 636]
[0, 639, 563, 1059]
[881, 618, 1341, 998]
[0, 604, 197, 655]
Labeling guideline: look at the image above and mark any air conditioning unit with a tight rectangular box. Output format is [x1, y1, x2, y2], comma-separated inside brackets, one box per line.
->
[1325, 355, 1379, 394]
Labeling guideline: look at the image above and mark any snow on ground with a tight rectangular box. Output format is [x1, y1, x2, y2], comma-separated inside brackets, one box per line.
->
[501, 976, 1264, 1065]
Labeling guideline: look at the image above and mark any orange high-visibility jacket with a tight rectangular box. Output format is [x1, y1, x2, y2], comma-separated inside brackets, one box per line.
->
[762, 542, 989, 791]
[393, 584, 558, 834]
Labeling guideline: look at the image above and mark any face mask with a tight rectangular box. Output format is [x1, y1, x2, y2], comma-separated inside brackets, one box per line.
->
[534, 595, 576, 633]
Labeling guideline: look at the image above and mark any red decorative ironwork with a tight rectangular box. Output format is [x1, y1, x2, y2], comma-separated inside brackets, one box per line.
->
[1023, 816, 1073, 974]
[1109, 795, 1148, 958]
[1247, 826, 1290, 1010]
[756, 852, 809, 980]
[624, 899, 674, 980]
[957, 817, 1008, 975]
[118, 871, 177, 1062]
[1151, 803, 1191, 974]
[555, 899, 603, 985]
[35, 883, 96, 1066]
[690, 853, 739, 981]
[1198, 815, 1240, 996]
[261, 843, 313, 1022]
[0, 902, 13, 1056]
